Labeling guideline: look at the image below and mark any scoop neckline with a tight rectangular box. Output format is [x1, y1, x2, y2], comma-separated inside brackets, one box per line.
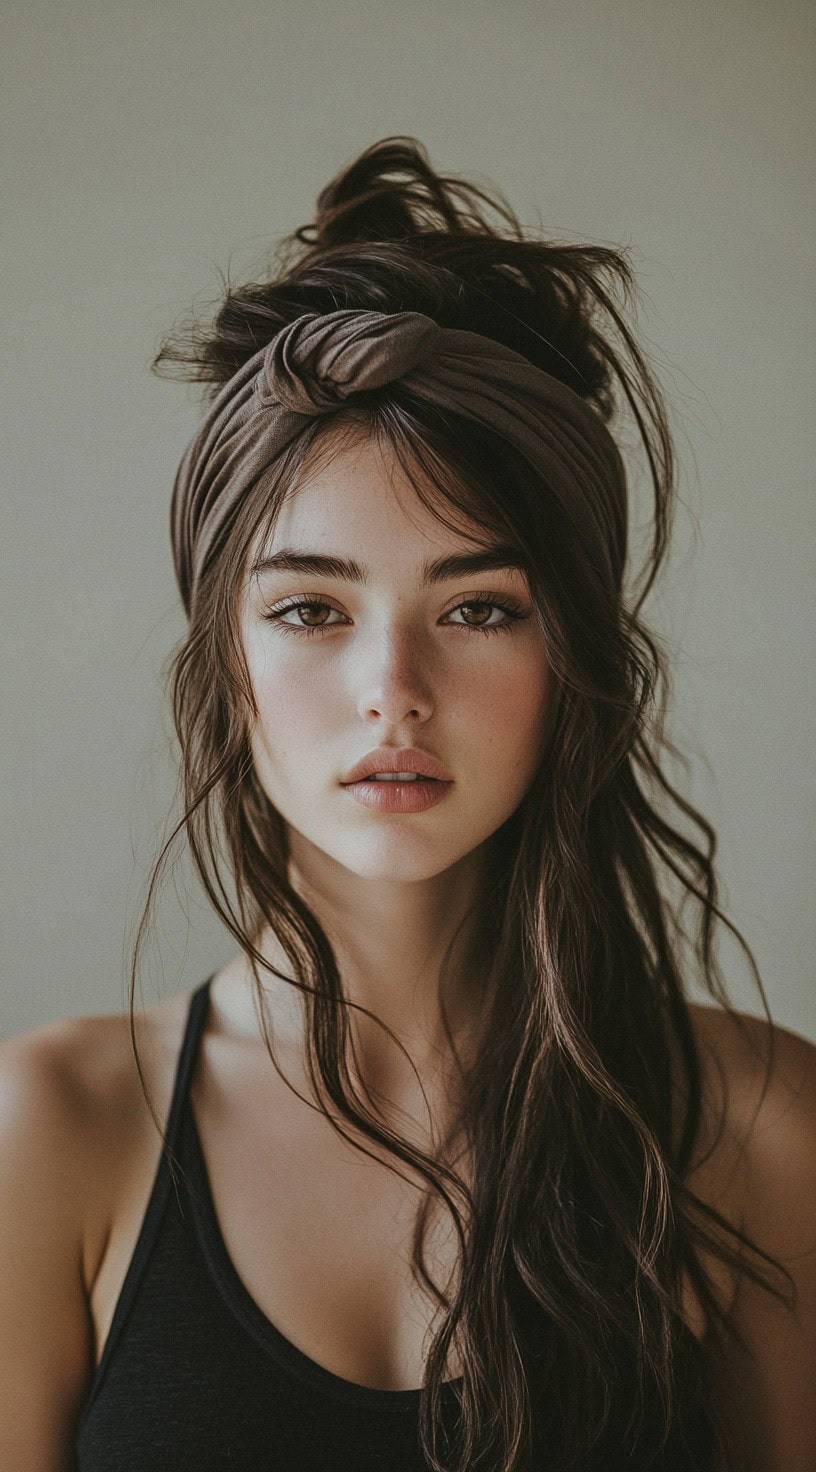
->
[180, 985, 464, 1412]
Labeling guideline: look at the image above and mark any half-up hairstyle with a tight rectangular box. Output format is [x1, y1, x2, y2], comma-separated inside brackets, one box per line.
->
[134, 136, 793, 1472]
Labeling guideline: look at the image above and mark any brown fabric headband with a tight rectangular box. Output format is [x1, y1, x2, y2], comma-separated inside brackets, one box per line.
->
[170, 308, 628, 617]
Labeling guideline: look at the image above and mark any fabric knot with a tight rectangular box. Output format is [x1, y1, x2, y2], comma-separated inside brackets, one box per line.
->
[258, 308, 443, 415]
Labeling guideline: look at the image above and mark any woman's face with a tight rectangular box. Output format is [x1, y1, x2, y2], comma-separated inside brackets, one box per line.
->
[239, 434, 554, 883]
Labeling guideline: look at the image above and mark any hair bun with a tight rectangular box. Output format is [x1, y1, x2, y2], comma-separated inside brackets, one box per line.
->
[295, 134, 512, 251]
[153, 133, 647, 437]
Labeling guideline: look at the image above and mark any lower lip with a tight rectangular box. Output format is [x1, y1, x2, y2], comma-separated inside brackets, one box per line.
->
[341, 778, 453, 812]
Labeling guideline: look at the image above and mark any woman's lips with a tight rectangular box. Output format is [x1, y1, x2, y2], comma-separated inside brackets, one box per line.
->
[341, 777, 453, 813]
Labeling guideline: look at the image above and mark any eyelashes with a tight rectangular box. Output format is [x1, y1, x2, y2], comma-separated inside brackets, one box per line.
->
[262, 593, 530, 640]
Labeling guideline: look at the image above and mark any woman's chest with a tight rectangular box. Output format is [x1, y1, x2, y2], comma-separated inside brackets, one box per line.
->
[88, 1024, 465, 1392]
[201, 1065, 465, 1389]
[87, 998, 744, 1394]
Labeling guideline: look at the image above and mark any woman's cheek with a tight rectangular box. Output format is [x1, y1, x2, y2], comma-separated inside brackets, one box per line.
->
[471, 651, 551, 730]
[250, 650, 343, 762]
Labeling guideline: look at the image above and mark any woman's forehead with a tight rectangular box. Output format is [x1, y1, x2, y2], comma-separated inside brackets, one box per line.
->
[251, 435, 493, 564]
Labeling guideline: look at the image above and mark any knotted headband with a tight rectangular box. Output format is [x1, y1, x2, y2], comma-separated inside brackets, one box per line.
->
[170, 308, 628, 617]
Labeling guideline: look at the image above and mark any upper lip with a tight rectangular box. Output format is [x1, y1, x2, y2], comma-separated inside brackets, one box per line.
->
[341, 746, 453, 783]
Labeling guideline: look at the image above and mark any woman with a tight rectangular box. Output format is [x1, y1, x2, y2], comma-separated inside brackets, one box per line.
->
[1, 136, 814, 1472]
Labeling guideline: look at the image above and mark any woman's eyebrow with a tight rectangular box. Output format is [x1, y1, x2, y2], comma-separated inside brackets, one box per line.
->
[250, 544, 528, 585]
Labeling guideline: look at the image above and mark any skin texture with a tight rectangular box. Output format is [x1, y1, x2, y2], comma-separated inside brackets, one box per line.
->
[239, 431, 553, 1098]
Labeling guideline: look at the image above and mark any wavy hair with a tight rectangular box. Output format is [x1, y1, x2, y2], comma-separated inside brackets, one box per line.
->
[132, 136, 793, 1471]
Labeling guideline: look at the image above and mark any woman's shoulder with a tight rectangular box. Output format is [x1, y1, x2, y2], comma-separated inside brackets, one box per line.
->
[686, 999, 816, 1146]
[0, 989, 193, 1286]
[0, 988, 190, 1127]
[684, 1005, 816, 1462]
[0, 987, 193, 1135]
[682, 1000, 816, 1244]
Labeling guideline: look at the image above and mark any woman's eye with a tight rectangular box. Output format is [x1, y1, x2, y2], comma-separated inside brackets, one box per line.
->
[265, 600, 342, 635]
[263, 595, 529, 639]
[445, 599, 527, 636]
[263, 599, 362, 636]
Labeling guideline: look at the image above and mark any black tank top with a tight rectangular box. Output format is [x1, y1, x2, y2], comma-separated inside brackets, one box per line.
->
[74, 976, 719, 1471]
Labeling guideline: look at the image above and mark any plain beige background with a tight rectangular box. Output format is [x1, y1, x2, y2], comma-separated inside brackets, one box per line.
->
[2, 0, 813, 1041]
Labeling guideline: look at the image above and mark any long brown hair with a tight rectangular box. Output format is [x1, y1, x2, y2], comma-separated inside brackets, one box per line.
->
[134, 136, 792, 1471]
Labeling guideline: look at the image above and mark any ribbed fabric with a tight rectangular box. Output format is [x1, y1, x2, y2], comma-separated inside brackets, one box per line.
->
[74, 977, 718, 1471]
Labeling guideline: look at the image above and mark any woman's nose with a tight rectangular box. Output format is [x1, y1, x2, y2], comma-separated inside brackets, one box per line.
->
[353, 625, 435, 725]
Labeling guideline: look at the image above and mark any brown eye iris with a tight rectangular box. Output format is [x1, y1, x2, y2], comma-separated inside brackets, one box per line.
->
[459, 602, 493, 626]
[297, 603, 332, 627]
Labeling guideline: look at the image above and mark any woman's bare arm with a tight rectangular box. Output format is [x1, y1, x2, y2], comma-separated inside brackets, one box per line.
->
[707, 1016, 816, 1471]
[0, 1024, 97, 1471]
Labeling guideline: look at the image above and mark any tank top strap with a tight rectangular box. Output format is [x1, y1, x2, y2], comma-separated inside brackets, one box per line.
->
[163, 974, 214, 1155]
[75, 975, 217, 1422]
